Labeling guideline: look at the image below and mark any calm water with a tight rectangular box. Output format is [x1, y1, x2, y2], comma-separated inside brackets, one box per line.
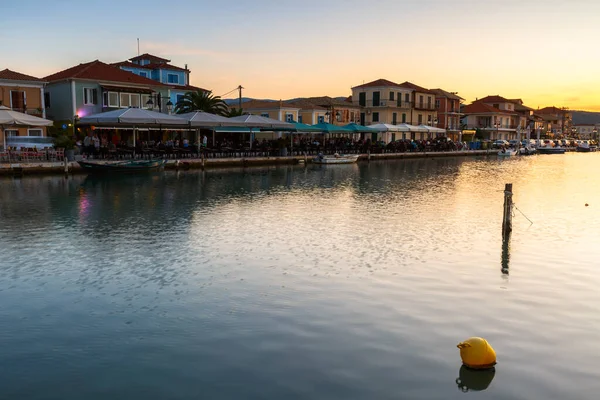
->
[1, 154, 600, 399]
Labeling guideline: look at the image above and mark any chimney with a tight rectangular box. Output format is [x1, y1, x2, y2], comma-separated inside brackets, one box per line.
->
[184, 63, 189, 85]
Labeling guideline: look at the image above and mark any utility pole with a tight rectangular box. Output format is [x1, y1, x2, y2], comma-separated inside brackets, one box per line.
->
[237, 85, 244, 110]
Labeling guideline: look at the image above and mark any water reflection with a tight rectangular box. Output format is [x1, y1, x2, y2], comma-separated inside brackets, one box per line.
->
[501, 232, 511, 275]
[456, 365, 496, 393]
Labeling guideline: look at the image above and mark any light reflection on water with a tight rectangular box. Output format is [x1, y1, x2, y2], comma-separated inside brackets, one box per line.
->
[1, 154, 600, 399]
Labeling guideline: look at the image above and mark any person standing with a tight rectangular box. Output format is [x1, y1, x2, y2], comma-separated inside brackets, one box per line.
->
[202, 135, 208, 148]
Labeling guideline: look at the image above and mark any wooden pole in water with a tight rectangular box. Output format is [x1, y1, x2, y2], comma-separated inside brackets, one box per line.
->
[502, 183, 513, 238]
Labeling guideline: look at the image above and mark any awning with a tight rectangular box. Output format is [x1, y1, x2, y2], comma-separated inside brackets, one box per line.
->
[215, 127, 253, 133]
[101, 85, 153, 94]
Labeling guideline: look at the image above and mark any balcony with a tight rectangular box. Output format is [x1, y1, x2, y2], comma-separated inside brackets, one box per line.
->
[472, 124, 518, 130]
[10, 108, 44, 117]
[414, 103, 436, 111]
[357, 100, 414, 109]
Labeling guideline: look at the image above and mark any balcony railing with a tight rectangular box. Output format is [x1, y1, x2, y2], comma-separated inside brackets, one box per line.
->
[10, 108, 44, 116]
[357, 100, 416, 109]
[471, 124, 518, 130]
[414, 103, 436, 111]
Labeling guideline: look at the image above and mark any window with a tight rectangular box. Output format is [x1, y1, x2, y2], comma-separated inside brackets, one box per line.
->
[139, 71, 148, 78]
[493, 104, 499, 109]
[405, 93, 410, 104]
[350, 112, 355, 122]
[419, 95, 424, 106]
[44, 92, 51, 108]
[261, 113, 269, 118]
[372, 112, 379, 122]
[10, 91, 25, 109]
[141, 94, 152, 108]
[402, 113, 406, 123]
[298, 115, 303, 123]
[427, 96, 432, 107]
[318, 115, 325, 123]
[120, 93, 130, 108]
[176, 94, 184, 103]
[373, 91, 380, 107]
[389, 91, 395, 101]
[103, 92, 120, 107]
[418, 114, 423, 124]
[392, 112, 397, 125]
[286, 114, 293, 122]
[83, 88, 97, 105]
[28, 129, 43, 136]
[130, 94, 140, 108]
[167, 74, 179, 84]
[435, 99, 440, 109]
[5, 129, 18, 137]
[359, 92, 366, 107]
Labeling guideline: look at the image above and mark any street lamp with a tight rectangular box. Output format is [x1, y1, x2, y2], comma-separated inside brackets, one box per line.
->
[325, 109, 341, 124]
[145, 97, 154, 110]
[166, 100, 173, 114]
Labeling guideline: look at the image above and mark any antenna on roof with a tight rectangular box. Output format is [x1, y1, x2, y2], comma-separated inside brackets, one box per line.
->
[137, 38, 140, 56]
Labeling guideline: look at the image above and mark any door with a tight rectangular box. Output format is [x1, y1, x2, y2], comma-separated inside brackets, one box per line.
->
[360, 112, 365, 126]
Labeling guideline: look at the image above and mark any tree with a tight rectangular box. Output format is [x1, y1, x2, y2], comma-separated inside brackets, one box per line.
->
[173, 90, 228, 115]
[223, 107, 245, 117]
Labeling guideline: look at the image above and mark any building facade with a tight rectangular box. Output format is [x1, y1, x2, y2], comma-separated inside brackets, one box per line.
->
[0, 68, 47, 142]
[113, 53, 207, 106]
[461, 95, 527, 140]
[573, 124, 597, 139]
[535, 106, 573, 136]
[431, 88, 463, 140]
[350, 79, 437, 129]
[44, 60, 170, 122]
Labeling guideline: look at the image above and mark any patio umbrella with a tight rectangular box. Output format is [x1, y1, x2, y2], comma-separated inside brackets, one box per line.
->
[418, 124, 446, 138]
[310, 122, 353, 134]
[343, 123, 379, 133]
[177, 111, 247, 149]
[290, 121, 322, 133]
[79, 108, 186, 157]
[0, 105, 53, 150]
[227, 114, 295, 130]
[366, 123, 401, 132]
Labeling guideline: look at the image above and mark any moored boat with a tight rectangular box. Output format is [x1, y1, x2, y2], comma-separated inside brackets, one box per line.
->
[576, 141, 597, 152]
[312, 154, 359, 164]
[497, 148, 517, 157]
[78, 159, 167, 172]
[537, 146, 566, 154]
[519, 146, 537, 156]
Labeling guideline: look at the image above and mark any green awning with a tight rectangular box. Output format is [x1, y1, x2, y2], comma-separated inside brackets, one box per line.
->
[310, 122, 354, 133]
[343, 123, 379, 133]
[214, 127, 254, 133]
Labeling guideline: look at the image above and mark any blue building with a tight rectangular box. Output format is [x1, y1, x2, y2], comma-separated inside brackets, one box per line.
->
[112, 54, 207, 107]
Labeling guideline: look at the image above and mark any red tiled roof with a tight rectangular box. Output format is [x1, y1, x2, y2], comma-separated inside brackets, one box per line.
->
[346, 95, 352, 102]
[352, 78, 400, 89]
[536, 106, 569, 114]
[398, 81, 434, 94]
[286, 99, 327, 110]
[111, 61, 152, 69]
[144, 62, 188, 72]
[305, 96, 357, 108]
[473, 95, 511, 103]
[241, 99, 299, 110]
[129, 53, 170, 63]
[462, 103, 517, 115]
[170, 84, 209, 93]
[430, 88, 464, 100]
[0, 68, 44, 82]
[44, 60, 166, 86]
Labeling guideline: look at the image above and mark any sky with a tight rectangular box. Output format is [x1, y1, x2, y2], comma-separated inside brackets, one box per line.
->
[1, 0, 599, 111]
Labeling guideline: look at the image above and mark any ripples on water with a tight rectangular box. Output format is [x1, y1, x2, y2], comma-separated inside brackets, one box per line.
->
[1, 154, 600, 399]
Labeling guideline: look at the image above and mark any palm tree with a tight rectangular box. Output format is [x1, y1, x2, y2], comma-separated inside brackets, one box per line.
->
[224, 107, 245, 117]
[174, 90, 228, 115]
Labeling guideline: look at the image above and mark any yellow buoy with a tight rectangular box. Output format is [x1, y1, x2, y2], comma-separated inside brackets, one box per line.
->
[457, 337, 496, 369]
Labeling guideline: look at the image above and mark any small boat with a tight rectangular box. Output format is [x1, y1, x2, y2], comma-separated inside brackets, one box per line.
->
[497, 148, 517, 157]
[537, 146, 566, 155]
[78, 159, 167, 172]
[312, 154, 359, 164]
[576, 141, 597, 152]
[519, 146, 537, 156]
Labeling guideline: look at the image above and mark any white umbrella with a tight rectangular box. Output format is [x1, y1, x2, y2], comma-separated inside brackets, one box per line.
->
[227, 114, 295, 130]
[367, 123, 401, 132]
[177, 111, 242, 128]
[417, 124, 446, 134]
[79, 108, 185, 126]
[0, 105, 53, 150]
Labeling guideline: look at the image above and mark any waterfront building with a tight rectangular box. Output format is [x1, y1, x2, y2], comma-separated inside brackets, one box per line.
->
[462, 95, 523, 140]
[430, 89, 463, 141]
[573, 124, 596, 139]
[301, 96, 361, 126]
[237, 100, 301, 122]
[43, 60, 171, 122]
[285, 99, 328, 125]
[0, 68, 48, 141]
[350, 79, 438, 136]
[535, 106, 573, 137]
[112, 53, 207, 106]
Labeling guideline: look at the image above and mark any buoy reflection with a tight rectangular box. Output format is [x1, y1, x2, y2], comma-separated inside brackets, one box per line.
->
[456, 365, 496, 393]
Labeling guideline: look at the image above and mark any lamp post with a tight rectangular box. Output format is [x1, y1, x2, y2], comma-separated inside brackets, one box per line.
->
[166, 100, 173, 115]
[146, 98, 154, 110]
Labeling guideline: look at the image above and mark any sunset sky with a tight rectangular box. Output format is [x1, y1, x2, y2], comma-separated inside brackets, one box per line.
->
[2, 0, 599, 110]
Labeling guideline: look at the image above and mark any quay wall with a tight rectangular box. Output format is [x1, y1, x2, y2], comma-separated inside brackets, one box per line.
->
[0, 150, 493, 177]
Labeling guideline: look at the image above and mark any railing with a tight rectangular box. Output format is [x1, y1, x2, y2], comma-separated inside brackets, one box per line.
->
[358, 100, 413, 108]
[471, 125, 519, 130]
[414, 103, 436, 110]
[8, 108, 44, 116]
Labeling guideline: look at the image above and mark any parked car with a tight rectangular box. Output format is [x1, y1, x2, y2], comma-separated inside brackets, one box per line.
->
[508, 140, 520, 147]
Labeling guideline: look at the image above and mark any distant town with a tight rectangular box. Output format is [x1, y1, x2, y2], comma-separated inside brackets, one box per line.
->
[1, 53, 598, 147]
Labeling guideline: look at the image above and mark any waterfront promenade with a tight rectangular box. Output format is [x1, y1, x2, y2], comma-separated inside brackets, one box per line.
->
[0, 149, 492, 176]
